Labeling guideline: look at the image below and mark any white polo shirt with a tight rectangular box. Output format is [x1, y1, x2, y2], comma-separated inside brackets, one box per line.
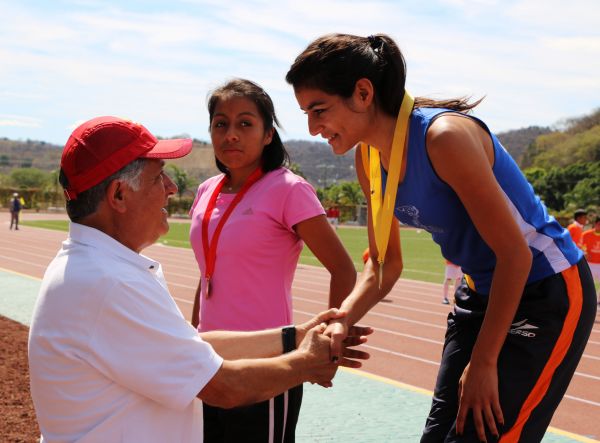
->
[29, 223, 223, 443]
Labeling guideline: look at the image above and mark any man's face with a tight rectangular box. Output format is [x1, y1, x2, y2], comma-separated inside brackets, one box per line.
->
[125, 159, 177, 252]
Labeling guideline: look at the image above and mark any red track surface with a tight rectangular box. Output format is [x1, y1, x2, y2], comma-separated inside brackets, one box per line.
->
[2, 214, 599, 439]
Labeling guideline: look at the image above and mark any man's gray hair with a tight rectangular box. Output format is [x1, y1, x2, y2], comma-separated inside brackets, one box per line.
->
[59, 159, 147, 222]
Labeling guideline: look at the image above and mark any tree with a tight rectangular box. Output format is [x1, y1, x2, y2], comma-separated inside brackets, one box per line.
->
[319, 181, 365, 206]
[166, 164, 193, 199]
[9, 168, 50, 189]
[524, 162, 599, 211]
[336, 181, 365, 206]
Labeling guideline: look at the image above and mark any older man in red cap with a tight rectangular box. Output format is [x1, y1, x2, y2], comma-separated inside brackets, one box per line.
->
[28, 116, 370, 443]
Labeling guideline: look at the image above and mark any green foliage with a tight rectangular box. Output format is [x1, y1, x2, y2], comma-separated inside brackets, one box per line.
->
[524, 162, 600, 211]
[318, 181, 365, 207]
[521, 107, 600, 170]
[527, 126, 600, 168]
[9, 168, 51, 189]
[564, 176, 600, 209]
[520, 108, 600, 212]
[167, 197, 194, 215]
[166, 164, 194, 199]
[316, 181, 365, 222]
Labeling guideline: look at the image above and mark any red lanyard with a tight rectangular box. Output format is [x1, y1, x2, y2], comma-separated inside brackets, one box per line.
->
[201, 168, 263, 297]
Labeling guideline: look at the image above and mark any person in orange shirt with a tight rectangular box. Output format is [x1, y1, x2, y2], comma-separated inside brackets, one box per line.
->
[567, 209, 588, 247]
[581, 216, 600, 304]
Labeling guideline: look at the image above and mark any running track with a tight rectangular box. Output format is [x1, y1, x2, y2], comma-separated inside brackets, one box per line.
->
[2, 213, 599, 440]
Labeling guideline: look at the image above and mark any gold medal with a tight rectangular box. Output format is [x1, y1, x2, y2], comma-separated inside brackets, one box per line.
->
[361, 91, 414, 289]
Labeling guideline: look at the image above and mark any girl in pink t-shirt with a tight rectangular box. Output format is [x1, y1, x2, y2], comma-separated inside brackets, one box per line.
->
[189, 79, 356, 442]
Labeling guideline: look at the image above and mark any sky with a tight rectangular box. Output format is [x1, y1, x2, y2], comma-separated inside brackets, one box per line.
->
[1, 0, 599, 146]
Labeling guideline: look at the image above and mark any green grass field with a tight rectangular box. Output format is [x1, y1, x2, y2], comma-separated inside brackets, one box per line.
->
[21, 220, 446, 283]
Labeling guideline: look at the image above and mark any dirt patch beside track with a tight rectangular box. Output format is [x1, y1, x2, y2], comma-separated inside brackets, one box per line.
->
[0, 315, 39, 442]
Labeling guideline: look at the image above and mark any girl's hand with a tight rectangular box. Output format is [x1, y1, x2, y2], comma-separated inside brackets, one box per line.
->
[456, 360, 504, 442]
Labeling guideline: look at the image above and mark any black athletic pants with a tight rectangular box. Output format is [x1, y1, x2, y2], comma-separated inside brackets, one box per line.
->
[203, 384, 303, 443]
[421, 259, 596, 442]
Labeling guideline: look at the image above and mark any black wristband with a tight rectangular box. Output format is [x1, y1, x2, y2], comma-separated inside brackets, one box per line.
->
[281, 325, 296, 354]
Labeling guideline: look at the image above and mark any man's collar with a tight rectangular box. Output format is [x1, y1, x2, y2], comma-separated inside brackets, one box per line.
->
[68, 222, 160, 272]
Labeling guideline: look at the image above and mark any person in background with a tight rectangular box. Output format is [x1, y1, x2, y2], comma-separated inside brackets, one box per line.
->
[29, 115, 369, 443]
[9, 192, 22, 230]
[581, 216, 600, 305]
[567, 208, 588, 247]
[442, 260, 463, 305]
[189, 79, 357, 442]
[326, 205, 340, 229]
[286, 32, 596, 442]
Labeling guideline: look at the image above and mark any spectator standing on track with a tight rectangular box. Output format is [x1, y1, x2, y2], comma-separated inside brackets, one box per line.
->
[581, 216, 600, 305]
[9, 192, 22, 230]
[189, 79, 357, 442]
[567, 208, 588, 247]
[442, 260, 463, 305]
[326, 206, 340, 229]
[28, 116, 369, 443]
[286, 33, 596, 442]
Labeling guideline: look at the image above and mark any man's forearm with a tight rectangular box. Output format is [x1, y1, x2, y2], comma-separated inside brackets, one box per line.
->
[201, 328, 285, 360]
[198, 352, 308, 408]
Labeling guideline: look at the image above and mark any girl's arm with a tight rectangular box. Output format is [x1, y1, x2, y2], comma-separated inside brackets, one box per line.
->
[426, 114, 532, 440]
[294, 214, 356, 309]
[322, 147, 404, 360]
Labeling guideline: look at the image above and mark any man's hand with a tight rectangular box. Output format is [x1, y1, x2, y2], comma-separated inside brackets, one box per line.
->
[297, 309, 372, 366]
[296, 324, 338, 387]
[297, 308, 346, 339]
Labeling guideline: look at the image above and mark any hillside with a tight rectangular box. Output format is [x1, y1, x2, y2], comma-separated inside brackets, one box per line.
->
[285, 140, 356, 185]
[521, 108, 600, 168]
[496, 126, 552, 166]
[0, 137, 356, 187]
[1, 108, 598, 188]
[0, 138, 63, 173]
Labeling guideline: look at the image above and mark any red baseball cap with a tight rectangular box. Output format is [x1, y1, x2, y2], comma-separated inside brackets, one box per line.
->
[61, 116, 192, 200]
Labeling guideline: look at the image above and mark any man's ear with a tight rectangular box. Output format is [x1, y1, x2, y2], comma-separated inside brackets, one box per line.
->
[353, 78, 375, 110]
[105, 179, 128, 213]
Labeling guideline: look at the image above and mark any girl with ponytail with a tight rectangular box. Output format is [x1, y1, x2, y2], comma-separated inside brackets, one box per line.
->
[287, 34, 595, 442]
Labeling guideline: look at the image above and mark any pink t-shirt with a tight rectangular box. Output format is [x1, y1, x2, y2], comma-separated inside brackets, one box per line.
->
[189, 168, 325, 332]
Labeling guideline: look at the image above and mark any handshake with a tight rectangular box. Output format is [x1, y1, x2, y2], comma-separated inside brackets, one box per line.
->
[199, 308, 372, 409]
[293, 309, 372, 388]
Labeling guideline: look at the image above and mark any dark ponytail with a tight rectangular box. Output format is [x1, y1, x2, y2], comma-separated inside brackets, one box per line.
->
[286, 33, 482, 116]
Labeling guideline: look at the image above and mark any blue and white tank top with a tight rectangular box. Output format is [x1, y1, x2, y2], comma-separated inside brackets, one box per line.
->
[383, 107, 581, 294]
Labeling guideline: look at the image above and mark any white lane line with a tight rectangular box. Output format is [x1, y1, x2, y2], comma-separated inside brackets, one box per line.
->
[293, 293, 449, 318]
